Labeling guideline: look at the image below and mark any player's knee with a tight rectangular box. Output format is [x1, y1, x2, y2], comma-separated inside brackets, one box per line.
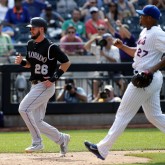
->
[146, 114, 158, 123]
[18, 108, 24, 114]
[35, 120, 43, 128]
[18, 106, 27, 114]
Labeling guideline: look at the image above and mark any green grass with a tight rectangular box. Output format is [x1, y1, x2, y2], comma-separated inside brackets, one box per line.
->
[121, 153, 165, 165]
[0, 128, 165, 164]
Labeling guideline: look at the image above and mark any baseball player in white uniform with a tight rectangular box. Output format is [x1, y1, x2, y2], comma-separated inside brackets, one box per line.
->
[84, 5, 165, 160]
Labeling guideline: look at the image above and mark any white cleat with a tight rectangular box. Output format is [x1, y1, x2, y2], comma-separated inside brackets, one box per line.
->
[60, 134, 70, 157]
[25, 144, 44, 153]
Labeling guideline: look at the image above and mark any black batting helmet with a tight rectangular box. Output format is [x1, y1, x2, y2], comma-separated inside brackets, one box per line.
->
[26, 17, 47, 33]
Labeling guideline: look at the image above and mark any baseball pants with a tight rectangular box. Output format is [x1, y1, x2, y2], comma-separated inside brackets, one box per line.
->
[19, 82, 64, 145]
[97, 71, 165, 158]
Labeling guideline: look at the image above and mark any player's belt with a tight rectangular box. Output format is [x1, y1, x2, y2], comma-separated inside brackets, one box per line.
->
[31, 80, 42, 85]
[133, 70, 139, 75]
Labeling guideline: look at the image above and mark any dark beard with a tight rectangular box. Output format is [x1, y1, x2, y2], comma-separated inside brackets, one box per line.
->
[31, 31, 40, 39]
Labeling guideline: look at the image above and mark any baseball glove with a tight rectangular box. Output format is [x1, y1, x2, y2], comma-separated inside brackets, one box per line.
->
[131, 71, 153, 88]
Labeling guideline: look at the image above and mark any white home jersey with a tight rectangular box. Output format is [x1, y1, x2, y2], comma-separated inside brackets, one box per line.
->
[133, 26, 165, 72]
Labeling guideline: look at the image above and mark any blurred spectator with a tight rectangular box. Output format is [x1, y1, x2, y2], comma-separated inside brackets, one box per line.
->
[0, 21, 14, 64]
[85, 23, 107, 55]
[0, 0, 9, 21]
[85, 33, 126, 98]
[60, 26, 84, 56]
[76, 0, 87, 7]
[92, 84, 121, 102]
[3, 0, 31, 43]
[40, 3, 64, 40]
[107, 19, 136, 62]
[106, 2, 122, 28]
[85, 6, 107, 39]
[90, 24, 107, 40]
[84, 32, 119, 62]
[1, 24, 15, 43]
[56, 0, 78, 18]
[103, 0, 115, 4]
[81, 0, 105, 22]
[118, 0, 136, 18]
[40, 3, 64, 27]
[62, 8, 86, 40]
[130, 0, 147, 9]
[4, 0, 30, 25]
[76, 0, 103, 8]
[56, 78, 87, 103]
[148, 0, 165, 9]
[22, 0, 46, 18]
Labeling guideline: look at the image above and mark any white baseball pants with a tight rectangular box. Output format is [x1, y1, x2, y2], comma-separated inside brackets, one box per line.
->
[97, 71, 165, 158]
[19, 82, 64, 145]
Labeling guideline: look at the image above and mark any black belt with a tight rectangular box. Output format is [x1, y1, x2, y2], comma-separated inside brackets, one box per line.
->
[133, 70, 139, 75]
[31, 80, 42, 84]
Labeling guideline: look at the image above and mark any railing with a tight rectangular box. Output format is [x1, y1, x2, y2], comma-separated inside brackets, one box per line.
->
[0, 63, 165, 115]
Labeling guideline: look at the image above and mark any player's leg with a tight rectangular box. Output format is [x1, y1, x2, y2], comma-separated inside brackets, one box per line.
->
[33, 102, 69, 143]
[33, 90, 70, 156]
[96, 71, 163, 159]
[143, 92, 165, 132]
[18, 82, 54, 150]
[142, 71, 165, 131]
[86, 81, 155, 159]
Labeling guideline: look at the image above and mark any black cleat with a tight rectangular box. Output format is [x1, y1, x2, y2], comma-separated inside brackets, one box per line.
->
[84, 141, 105, 160]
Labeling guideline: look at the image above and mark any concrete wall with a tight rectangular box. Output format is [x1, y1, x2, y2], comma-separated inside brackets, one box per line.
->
[4, 113, 150, 128]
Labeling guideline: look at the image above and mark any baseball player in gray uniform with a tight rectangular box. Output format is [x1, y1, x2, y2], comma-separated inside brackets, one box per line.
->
[84, 5, 165, 160]
[15, 17, 71, 156]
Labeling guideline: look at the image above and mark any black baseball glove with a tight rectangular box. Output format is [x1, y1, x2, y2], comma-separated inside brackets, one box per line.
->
[131, 71, 153, 88]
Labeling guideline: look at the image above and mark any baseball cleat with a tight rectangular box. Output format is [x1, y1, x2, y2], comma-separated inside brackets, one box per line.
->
[25, 144, 44, 153]
[84, 141, 105, 160]
[60, 134, 70, 157]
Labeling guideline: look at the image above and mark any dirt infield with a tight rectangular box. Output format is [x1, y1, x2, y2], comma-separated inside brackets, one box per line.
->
[0, 151, 153, 165]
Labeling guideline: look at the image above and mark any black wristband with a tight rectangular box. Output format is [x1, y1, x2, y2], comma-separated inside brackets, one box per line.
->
[20, 59, 27, 66]
[49, 69, 64, 82]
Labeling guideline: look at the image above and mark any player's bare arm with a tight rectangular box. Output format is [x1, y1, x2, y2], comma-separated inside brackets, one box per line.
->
[113, 39, 136, 57]
[59, 61, 71, 72]
[148, 56, 165, 73]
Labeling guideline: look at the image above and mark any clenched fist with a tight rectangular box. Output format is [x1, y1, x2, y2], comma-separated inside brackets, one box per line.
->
[113, 39, 124, 49]
[15, 54, 23, 65]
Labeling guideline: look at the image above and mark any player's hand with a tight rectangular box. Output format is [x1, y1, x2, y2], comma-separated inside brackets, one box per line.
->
[100, 50, 104, 56]
[95, 35, 102, 40]
[116, 20, 122, 27]
[43, 77, 54, 87]
[15, 53, 23, 64]
[113, 39, 124, 49]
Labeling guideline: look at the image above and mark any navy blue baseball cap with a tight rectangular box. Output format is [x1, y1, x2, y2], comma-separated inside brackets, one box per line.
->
[26, 17, 47, 28]
[136, 5, 160, 20]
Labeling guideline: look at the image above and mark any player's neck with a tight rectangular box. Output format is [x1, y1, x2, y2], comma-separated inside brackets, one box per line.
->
[146, 24, 157, 30]
[34, 35, 45, 43]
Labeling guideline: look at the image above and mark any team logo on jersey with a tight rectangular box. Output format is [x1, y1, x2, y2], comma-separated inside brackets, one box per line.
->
[137, 36, 146, 45]
[28, 51, 47, 63]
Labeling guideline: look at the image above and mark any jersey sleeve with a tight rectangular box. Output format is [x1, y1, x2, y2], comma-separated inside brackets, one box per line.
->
[50, 44, 69, 63]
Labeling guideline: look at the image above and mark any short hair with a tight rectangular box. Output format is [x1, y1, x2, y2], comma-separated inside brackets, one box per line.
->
[65, 79, 74, 84]
[66, 25, 76, 33]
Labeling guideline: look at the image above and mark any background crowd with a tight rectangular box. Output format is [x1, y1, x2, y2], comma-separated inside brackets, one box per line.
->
[1, 0, 165, 102]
